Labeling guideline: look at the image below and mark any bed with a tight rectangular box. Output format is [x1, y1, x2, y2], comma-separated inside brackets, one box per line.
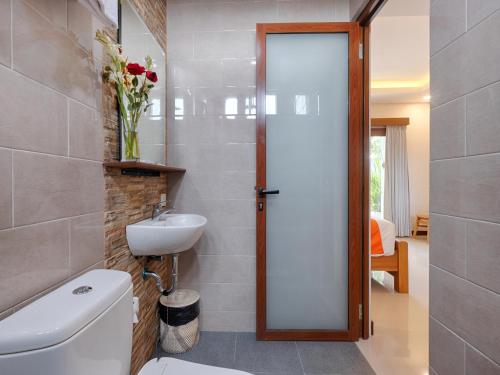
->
[370, 218, 408, 293]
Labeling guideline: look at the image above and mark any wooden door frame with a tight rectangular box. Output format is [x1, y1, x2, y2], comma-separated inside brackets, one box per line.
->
[256, 22, 363, 341]
[355, 0, 389, 340]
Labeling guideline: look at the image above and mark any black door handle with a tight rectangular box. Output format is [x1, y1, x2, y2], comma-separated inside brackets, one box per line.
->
[258, 187, 280, 197]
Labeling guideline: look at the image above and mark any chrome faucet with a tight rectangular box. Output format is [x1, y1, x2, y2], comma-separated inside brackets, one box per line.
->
[151, 201, 175, 220]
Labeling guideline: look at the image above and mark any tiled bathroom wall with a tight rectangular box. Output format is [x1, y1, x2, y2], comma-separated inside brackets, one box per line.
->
[166, 0, 350, 331]
[0, 0, 105, 318]
[429, 0, 500, 373]
[0, 1, 169, 373]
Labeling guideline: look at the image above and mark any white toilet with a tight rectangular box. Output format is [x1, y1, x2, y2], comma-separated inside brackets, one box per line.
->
[0, 270, 250, 375]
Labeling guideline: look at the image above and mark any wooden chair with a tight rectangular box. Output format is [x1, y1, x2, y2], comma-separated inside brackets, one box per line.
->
[413, 214, 429, 240]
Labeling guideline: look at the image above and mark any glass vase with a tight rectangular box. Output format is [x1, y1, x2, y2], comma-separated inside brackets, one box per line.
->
[123, 129, 140, 161]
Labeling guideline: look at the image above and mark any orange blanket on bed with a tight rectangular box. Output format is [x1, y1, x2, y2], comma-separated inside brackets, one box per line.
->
[371, 219, 384, 255]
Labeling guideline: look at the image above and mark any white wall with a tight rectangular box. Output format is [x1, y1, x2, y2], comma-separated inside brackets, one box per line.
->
[371, 103, 430, 227]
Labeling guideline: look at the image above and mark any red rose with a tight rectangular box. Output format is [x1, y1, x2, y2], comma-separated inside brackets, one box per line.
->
[146, 71, 158, 83]
[126, 63, 145, 75]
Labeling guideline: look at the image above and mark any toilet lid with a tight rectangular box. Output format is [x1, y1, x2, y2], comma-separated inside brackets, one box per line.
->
[139, 358, 252, 375]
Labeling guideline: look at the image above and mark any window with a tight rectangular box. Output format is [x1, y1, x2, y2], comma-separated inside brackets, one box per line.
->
[370, 136, 385, 218]
[225, 97, 238, 119]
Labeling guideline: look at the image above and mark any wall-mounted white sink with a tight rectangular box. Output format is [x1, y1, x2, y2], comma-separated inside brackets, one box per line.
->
[126, 214, 207, 256]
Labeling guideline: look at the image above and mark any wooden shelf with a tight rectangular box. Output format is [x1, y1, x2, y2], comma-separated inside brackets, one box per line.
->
[104, 161, 186, 176]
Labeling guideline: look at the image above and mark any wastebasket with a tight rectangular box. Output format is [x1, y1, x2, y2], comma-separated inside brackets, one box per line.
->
[159, 289, 200, 353]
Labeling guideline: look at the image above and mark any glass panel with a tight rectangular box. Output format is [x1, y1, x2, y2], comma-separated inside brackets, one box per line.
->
[370, 136, 386, 219]
[266, 33, 349, 330]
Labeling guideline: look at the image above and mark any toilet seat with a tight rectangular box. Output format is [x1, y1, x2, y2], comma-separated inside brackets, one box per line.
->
[139, 358, 251, 375]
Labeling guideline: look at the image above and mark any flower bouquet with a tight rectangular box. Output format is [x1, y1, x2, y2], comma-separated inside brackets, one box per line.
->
[96, 30, 158, 160]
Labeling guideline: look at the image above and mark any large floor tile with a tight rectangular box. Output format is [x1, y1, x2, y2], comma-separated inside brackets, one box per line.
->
[0, 0, 11, 67]
[296, 341, 374, 375]
[159, 331, 236, 369]
[234, 333, 302, 374]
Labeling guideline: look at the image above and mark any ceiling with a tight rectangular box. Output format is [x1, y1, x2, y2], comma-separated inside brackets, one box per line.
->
[370, 0, 430, 103]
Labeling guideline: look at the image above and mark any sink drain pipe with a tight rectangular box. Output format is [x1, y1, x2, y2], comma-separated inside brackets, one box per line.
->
[142, 254, 179, 295]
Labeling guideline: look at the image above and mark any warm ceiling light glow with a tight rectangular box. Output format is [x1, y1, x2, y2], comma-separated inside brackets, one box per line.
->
[371, 77, 429, 90]
[423, 95, 431, 101]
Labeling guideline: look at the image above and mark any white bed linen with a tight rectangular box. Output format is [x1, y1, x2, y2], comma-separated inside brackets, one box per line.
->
[372, 218, 396, 257]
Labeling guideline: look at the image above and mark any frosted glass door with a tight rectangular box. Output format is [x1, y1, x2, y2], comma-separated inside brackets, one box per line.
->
[265, 33, 349, 331]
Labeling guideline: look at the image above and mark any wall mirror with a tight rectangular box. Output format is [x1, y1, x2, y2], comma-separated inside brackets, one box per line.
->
[119, 0, 166, 164]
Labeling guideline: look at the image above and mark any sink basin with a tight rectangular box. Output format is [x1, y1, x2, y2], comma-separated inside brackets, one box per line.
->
[126, 214, 207, 256]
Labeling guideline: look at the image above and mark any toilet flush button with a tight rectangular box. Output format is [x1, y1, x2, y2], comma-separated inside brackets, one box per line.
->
[72, 286, 93, 295]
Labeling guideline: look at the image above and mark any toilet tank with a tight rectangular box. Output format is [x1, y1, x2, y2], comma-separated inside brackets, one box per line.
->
[0, 270, 133, 375]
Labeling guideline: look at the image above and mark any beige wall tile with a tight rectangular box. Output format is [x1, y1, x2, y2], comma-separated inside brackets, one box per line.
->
[429, 214, 466, 277]
[431, 10, 500, 107]
[0, 65, 68, 155]
[429, 317, 465, 375]
[430, 155, 500, 223]
[462, 10, 500, 95]
[278, 0, 336, 22]
[430, 159, 462, 217]
[166, 32, 193, 60]
[69, 100, 104, 161]
[223, 1, 278, 30]
[430, 38, 467, 108]
[194, 31, 256, 60]
[67, 0, 107, 60]
[179, 252, 255, 284]
[70, 212, 104, 273]
[0, 148, 12, 230]
[14, 151, 104, 226]
[221, 171, 256, 200]
[430, 0, 500, 371]
[200, 311, 256, 332]
[0, 220, 70, 312]
[466, 81, 500, 156]
[0, 0, 11, 67]
[430, 0, 466, 55]
[12, 0, 101, 109]
[430, 98, 465, 160]
[22, 0, 67, 30]
[193, 224, 256, 256]
[430, 267, 500, 363]
[167, 2, 225, 32]
[467, 0, 500, 29]
[466, 345, 500, 375]
[466, 220, 500, 294]
[181, 282, 255, 312]
[222, 60, 256, 90]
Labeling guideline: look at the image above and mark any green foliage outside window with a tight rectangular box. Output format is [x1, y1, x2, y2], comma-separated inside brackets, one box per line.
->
[370, 137, 385, 214]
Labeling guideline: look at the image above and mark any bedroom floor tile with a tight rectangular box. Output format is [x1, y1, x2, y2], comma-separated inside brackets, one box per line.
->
[357, 238, 429, 375]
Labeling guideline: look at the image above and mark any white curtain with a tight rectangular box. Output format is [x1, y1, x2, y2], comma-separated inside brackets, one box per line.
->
[384, 126, 411, 237]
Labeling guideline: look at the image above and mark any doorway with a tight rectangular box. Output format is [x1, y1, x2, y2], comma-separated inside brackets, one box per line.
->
[255, 23, 363, 341]
[357, 0, 431, 373]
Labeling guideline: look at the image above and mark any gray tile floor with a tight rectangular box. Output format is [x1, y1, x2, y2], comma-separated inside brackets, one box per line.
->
[155, 332, 375, 375]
